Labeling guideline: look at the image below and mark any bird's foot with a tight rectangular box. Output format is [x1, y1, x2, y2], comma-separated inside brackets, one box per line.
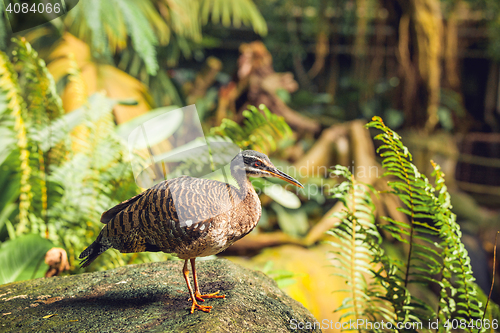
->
[190, 300, 213, 314]
[192, 290, 226, 302]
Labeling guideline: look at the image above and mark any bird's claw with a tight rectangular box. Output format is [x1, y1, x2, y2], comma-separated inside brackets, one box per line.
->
[190, 290, 226, 302]
[190, 301, 213, 314]
[199, 290, 226, 299]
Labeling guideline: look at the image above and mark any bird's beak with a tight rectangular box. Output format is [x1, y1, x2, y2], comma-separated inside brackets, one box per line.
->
[267, 168, 304, 188]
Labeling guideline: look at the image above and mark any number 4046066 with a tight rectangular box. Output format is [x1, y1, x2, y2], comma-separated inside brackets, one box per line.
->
[6, 2, 63, 14]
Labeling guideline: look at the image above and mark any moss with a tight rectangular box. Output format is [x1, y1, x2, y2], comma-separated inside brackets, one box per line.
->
[0, 259, 320, 332]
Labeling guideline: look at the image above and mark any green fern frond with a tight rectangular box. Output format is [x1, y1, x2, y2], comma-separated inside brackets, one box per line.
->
[10, 38, 67, 237]
[12, 38, 64, 122]
[46, 93, 139, 267]
[365, 116, 444, 324]
[366, 116, 484, 331]
[430, 161, 483, 331]
[328, 166, 390, 332]
[164, 0, 202, 43]
[0, 42, 155, 270]
[209, 104, 292, 154]
[81, 0, 109, 56]
[0, 50, 32, 236]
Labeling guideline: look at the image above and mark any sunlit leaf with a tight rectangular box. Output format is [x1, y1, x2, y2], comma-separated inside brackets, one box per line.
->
[271, 203, 308, 238]
[0, 234, 54, 284]
[47, 33, 153, 123]
[263, 182, 301, 209]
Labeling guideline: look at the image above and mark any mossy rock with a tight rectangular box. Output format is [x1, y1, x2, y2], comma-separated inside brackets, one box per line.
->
[0, 259, 320, 332]
[227, 244, 350, 332]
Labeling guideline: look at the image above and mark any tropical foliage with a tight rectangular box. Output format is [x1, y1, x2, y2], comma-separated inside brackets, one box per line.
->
[328, 166, 386, 325]
[328, 117, 496, 332]
[253, 0, 500, 132]
[5, 0, 268, 118]
[0, 38, 160, 282]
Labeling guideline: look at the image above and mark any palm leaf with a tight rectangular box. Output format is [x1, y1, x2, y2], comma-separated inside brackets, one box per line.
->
[200, 0, 268, 35]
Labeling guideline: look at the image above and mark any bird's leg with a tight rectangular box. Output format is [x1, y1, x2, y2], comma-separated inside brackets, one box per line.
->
[190, 258, 226, 302]
[182, 259, 212, 313]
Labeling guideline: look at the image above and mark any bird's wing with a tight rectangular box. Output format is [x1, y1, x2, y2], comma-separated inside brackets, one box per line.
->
[100, 192, 145, 224]
[102, 176, 241, 240]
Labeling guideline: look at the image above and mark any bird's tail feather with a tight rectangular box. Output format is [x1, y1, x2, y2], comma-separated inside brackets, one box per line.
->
[79, 235, 110, 268]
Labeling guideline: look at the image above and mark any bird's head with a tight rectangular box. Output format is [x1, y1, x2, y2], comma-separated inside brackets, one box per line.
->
[231, 150, 303, 188]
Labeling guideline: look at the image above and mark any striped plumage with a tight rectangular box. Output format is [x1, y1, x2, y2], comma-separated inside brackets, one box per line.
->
[79, 150, 303, 313]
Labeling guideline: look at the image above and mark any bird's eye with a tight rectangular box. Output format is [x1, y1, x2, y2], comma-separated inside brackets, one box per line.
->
[254, 161, 261, 167]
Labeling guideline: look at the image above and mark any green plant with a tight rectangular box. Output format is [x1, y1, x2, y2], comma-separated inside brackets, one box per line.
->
[327, 166, 387, 328]
[0, 234, 54, 284]
[328, 116, 496, 332]
[210, 104, 293, 154]
[21, 0, 267, 109]
[258, 260, 300, 288]
[0, 38, 171, 278]
[0, 39, 298, 279]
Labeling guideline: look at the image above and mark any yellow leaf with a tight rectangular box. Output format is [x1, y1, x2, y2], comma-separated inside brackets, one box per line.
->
[100, 65, 152, 123]
[46, 33, 152, 121]
[48, 33, 90, 66]
[42, 314, 57, 319]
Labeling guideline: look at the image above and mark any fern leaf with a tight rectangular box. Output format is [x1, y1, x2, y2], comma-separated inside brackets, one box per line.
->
[0, 49, 31, 235]
[81, 0, 109, 55]
[65, 0, 161, 75]
[10, 38, 68, 237]
[430, 161, 484, 331]
[209, 104, 292, 154]
[328, 166, 391, 332]
[366, 116, 484, 331]
[366, 116, 444, 325]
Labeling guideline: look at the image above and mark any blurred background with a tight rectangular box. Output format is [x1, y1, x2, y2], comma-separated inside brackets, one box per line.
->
[0, 0, 499, 331]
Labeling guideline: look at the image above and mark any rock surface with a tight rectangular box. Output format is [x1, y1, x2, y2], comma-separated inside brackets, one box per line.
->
[229, 244, 349, 333]
[0, 259, 321, 332]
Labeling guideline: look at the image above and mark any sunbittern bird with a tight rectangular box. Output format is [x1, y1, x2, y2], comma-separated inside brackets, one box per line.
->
[79, 150, 303, 313]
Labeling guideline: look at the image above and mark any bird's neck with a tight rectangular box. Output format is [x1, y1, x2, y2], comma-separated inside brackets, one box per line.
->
[240, 176, 255, 196]
[233, 172, 251, 195]
[229, 164, 255, 199]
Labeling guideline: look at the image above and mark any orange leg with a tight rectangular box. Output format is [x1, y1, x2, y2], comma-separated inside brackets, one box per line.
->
[182, 260, 212, 313]
[190, 258, 226, 302]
